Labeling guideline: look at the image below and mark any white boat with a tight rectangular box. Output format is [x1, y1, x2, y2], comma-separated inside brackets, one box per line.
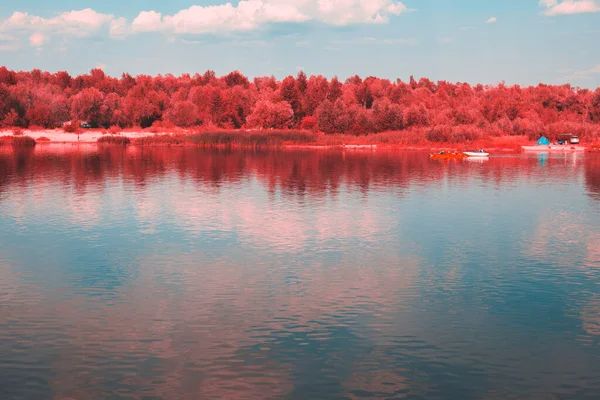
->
[463, 151, 489, 157]
[521, 145, 585, 152]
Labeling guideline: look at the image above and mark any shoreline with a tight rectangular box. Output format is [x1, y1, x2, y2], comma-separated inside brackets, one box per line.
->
[2, 129, 597, 153]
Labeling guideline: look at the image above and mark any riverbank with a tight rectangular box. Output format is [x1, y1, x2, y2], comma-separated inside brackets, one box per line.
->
[2, 128, 596, 153]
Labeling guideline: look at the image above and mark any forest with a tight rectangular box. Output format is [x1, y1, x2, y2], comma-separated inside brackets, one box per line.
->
[1, 66, 600, 142]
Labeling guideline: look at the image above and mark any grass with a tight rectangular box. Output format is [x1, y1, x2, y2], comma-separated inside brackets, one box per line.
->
[133, 130, 318, 147]
[97, 135, 131, 145]
[133, 134, 187, 146]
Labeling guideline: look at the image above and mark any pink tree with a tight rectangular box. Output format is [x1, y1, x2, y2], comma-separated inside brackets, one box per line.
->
[246, 100, 294, 129]
[70, 87, 104, 127]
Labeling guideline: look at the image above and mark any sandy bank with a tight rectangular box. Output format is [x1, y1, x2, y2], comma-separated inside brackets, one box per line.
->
[0, 129, 157, 143]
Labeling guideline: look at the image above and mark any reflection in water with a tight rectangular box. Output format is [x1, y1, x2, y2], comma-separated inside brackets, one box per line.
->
[1, 145, 600, 399]
[537, 152, 548, 166]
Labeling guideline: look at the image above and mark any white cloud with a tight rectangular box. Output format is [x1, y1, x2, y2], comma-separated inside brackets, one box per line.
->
[132, 11, 163, 33]
[487, 16, 497, 23]
[0, 2, 412, 43]
[109, 17, 129, 39]
[0, 33, 19, 51]
[29, 32, 46, 47]
[2, 9, 113, 37]
[539, 0, 600, 15]
[565, 65, 600, 80]
[0, 8, 115, 47]
[438, 37, 455, 44]
[131, 1, 411, 34]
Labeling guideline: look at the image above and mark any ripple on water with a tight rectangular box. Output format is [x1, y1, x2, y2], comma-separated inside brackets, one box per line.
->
[1, 147, 600, 399]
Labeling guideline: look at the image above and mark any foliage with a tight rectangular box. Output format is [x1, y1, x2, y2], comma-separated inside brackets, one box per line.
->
[0, 66, 599, 142]
[63, 120, 81, 133]
[97, 135, 131, 145]
[11, 136, 36, 147]
[133, 130, 317, 147]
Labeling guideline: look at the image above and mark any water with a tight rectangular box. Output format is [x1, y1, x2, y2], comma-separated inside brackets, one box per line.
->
[1, 145, 600, 399]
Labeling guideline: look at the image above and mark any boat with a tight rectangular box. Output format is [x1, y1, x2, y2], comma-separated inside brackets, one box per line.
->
[463, 151, 489, 157]
[430, 151, 466, 160]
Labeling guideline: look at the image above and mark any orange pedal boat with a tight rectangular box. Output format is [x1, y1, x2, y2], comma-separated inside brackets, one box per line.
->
[430, 152, 466, 160]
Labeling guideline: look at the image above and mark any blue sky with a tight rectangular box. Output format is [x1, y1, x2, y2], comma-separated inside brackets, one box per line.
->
[0, 0, 599, 87]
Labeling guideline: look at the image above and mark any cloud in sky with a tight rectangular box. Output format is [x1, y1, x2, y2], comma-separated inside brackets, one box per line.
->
[539, 0, 600, 15]
[487, 17, 497, 23]
[29, 32, 46, 47]
[0, 33, 19, 51]
[131, 0, 410, 34]
[1, 9, 115, 38]
[0, 2, 411, 48]
[566, 64, 600, 80]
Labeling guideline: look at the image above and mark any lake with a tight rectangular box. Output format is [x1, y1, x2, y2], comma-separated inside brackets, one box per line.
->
[1, 145, 600, 399]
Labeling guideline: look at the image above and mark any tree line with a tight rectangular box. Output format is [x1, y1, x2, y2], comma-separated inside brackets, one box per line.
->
[1, 67, 599, 141]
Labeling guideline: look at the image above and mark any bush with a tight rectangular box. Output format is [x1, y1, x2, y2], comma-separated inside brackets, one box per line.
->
[108, 125, 121, 135]
[11, 136, 36, 147]
[63, 120, 81, 133]
[450, 125, 482, 142]
[97, 135, 131, 145]
[36, 136, 51, 142]
[300, 116, 318, 131]
[133, 134, 186, 146]
[12, 127, 24, 136]
[426, 125, 452, 142]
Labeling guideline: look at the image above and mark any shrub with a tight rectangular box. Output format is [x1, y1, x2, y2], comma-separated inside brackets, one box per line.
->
[97, 135, 131, 145]
[12, 127, 24, 136]
[450, 125, 482, 142]
[108, 125, 121, 135]
[300, 116, 318, 131]
[426, 125, 452, 142]
[133, 134, 186, 146]
[63, 120, 81, 133]
[36, 136, 51, 142]
[12, 136, 36, 147]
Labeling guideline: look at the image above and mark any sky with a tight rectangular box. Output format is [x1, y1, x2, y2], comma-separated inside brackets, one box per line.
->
[0, 0, 599, 88]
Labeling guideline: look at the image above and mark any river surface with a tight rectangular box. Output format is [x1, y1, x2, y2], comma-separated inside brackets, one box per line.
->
[1, 145, 600, 399]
